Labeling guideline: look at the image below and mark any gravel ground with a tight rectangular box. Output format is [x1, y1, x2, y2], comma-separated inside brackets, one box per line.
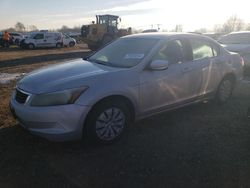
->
[0, 82, 250, 188]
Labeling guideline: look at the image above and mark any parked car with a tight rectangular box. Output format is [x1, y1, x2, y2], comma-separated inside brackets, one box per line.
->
[9, 32, 24, 44]
[142, 29, 158, 33]
[218, 31, 250, 75]
[20, 31, 63, 49]
[63, 34, 76, 47]
[10, 33, 244, 144]
[203, 32, 225, 40]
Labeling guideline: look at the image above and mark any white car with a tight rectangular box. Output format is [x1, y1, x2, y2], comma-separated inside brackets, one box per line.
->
[63, 34, 76, 47]
[10, 33, 244, 144]
[21, 31, 63, 49]
[218, 31, 250, 74]
[9, 32, 24, 44]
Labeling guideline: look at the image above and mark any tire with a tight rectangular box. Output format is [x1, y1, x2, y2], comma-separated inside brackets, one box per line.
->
[81, 25, 89, 38]
[102, 35, 113, 46]
[28, 43, 35, 49]
[216, 77, 234, 104]
[69, 41, 75, 47]
[56, 43, 62, 48]
[84, 100, 131, 144]
[15, 39, 19, 44]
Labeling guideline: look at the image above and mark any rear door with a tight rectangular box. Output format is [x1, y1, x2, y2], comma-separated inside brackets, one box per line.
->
[44, 33, 57, 47]
[188, 38, 220, 96]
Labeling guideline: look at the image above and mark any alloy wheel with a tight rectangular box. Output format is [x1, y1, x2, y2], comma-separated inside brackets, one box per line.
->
[95, 107, 125, 141]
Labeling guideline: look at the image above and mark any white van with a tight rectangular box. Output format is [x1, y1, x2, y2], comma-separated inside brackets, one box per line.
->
[63, 34, 76, 47]
[22, 31, 63, 49]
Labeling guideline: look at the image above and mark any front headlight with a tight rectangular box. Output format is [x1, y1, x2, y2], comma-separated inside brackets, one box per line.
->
[31, 87, 88, 106]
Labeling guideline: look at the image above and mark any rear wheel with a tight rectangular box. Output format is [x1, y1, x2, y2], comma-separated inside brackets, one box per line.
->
[69, 41, 75, 47]
[84, 100, 130, 144]
[216, 77, 234, 104]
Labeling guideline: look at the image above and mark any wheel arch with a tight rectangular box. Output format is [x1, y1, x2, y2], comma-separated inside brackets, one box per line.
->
[223, 72, 237, 85]
[28, 43, 35, 49]
[84, 95, 136, 126]
[215, 72, 236, 104]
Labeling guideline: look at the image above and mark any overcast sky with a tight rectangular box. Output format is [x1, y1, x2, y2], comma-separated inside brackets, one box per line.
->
[0, 0, 250, 31]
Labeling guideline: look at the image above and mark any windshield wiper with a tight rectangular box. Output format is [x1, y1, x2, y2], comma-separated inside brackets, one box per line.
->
[87, 59, 110, 66]
[87, 59, 128, 68]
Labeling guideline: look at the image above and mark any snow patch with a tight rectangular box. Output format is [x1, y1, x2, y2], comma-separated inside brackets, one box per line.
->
[0, 73, 25, 84]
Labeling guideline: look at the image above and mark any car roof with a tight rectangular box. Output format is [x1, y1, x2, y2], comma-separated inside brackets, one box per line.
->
[122, 32, 210, 40]
[229, 31, 250, 35]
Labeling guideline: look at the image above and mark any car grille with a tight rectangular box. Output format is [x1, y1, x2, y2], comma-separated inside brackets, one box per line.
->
[15, 89, 29, 104]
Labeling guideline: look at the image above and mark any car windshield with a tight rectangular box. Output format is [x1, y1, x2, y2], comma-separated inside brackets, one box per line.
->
[63, 34, 70, 38]
[88, 38, 159, 68]
[218, 33, 250, 44]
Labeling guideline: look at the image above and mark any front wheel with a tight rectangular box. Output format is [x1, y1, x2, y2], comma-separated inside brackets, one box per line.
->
[56, 43, 62, 48]
[216, 77, 234, 104]
[15, 39, 20, 44]
[84, 100, 130, 144]
[28, 43, 35, 49]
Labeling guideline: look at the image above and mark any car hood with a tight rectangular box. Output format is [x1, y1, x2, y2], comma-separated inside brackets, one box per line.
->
[17, 59, 119, 94]
[221, 44, 250, 53]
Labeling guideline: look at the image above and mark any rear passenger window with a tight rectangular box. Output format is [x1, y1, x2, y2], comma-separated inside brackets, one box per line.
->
[190, 40, 213, 60]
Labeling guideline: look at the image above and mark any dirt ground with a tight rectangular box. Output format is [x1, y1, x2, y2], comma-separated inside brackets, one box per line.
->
[1, 46, 250, 188]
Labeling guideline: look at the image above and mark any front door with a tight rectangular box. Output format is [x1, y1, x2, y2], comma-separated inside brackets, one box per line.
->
[139, 39, 203, 115]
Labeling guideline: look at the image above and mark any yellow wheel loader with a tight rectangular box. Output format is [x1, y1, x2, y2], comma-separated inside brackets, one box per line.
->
[81, 14, 131, 51]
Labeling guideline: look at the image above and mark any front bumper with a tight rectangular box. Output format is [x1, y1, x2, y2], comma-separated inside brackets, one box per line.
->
[10, 96, 91, 141]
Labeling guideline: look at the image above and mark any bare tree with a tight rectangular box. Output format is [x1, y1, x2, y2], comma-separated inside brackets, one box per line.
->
[213, 24, 223, 33]
[245, 23, 250, 31]
[169, 25, 183, 32]
[221, 15, 245, 33]
[174, 25, 183, 32]
[15, 22, 26, 32]
[195, 28, 208, 33]
[29, 25, 38, 31]
[2, 27, 16, 32]
[59, 25, 70, 33]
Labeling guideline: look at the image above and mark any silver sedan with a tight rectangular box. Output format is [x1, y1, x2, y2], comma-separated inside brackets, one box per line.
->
[10, 33, 244, 144]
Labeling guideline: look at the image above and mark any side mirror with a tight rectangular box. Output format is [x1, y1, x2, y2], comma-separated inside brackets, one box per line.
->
[150, 60, 169, 70]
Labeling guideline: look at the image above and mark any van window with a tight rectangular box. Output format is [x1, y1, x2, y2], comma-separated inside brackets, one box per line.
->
[33, 34, 44, 40]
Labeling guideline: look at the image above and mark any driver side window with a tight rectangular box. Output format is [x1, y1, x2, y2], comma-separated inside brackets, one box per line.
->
[153, 40, 185, 64]
[33, 34, 44, 40]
